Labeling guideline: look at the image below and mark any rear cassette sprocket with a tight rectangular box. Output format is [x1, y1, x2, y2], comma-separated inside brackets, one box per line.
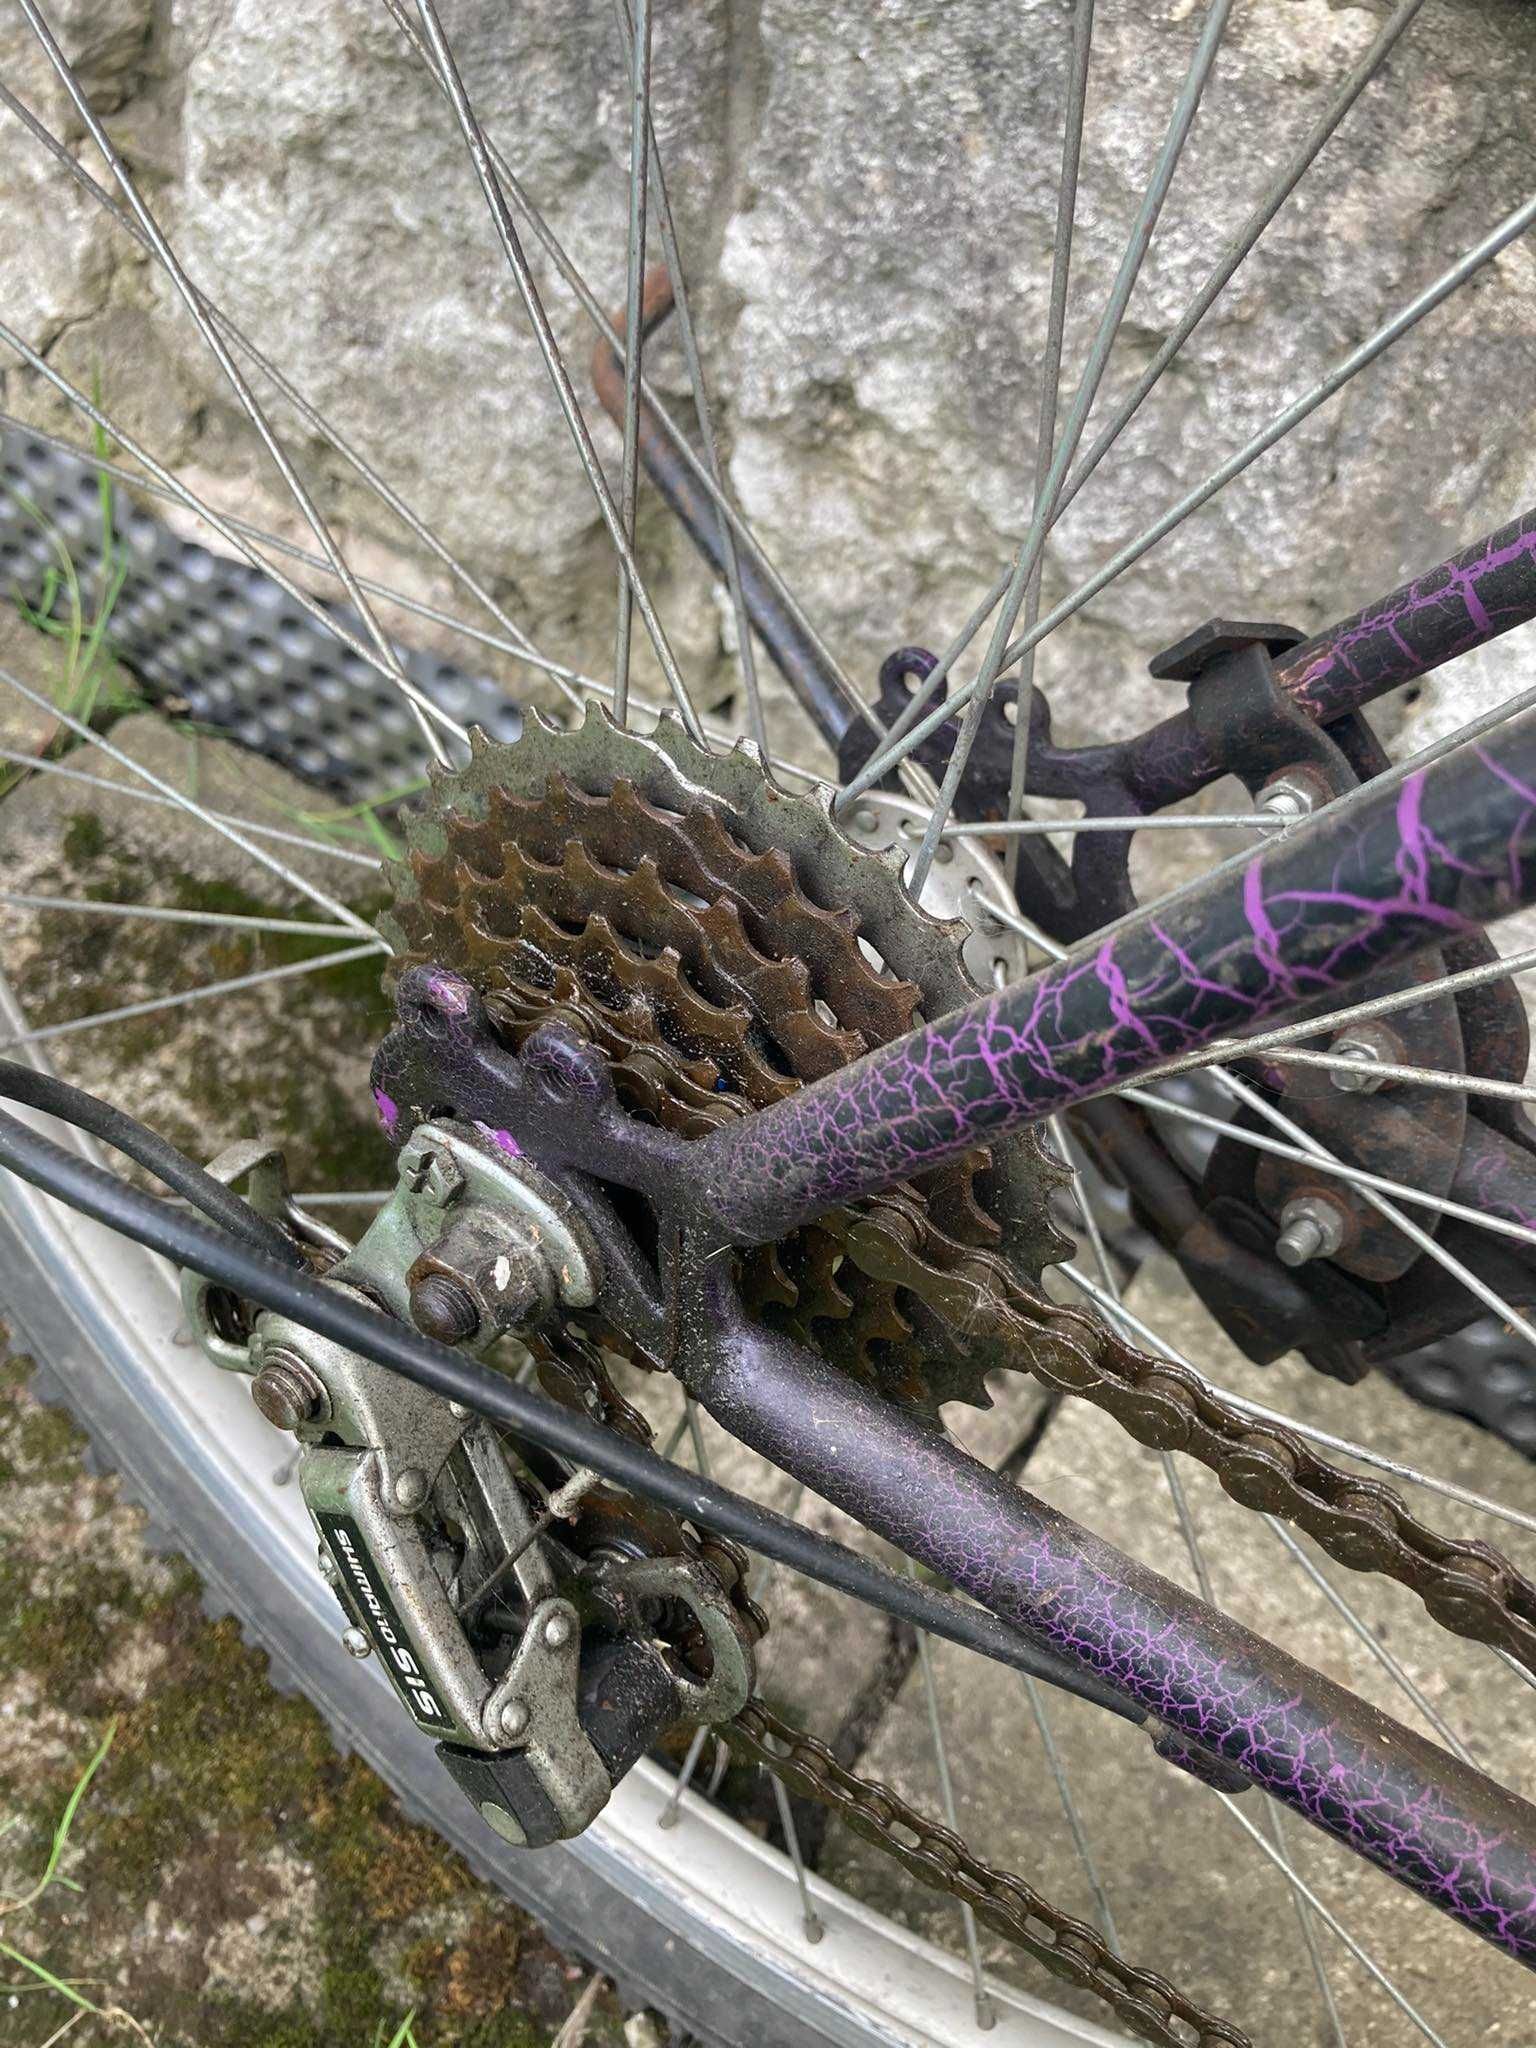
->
[381, 705, 1072, 1424]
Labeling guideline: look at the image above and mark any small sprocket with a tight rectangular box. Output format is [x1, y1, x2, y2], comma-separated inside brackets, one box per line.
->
[380, 706, 1072, 1424]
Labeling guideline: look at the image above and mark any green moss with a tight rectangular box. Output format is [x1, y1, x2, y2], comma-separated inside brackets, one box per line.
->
[61, 808, 107, 863]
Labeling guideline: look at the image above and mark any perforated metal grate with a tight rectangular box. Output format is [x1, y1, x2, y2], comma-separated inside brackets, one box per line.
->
[0, 426, 521, 798]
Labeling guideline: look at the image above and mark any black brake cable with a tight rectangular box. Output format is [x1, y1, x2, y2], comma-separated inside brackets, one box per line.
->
[0, 1095, 1140, 1723]
[0, 1058, 302, 1265]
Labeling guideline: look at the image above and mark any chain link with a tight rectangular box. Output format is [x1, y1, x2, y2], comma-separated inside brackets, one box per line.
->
[725, 1698, 1251, 2048]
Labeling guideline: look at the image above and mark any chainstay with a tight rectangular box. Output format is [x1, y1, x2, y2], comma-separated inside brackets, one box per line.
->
[725, 1699, 1250, 2048]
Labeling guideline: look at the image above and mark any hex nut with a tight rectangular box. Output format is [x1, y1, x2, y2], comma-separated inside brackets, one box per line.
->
[1275, 1194, 1348, 1268]
[1327, 1020, 1403, 1095]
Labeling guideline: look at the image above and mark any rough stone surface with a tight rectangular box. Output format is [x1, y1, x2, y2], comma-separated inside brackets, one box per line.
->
[4, 0, 1536, 763]
[5, 8, 1536, 2043]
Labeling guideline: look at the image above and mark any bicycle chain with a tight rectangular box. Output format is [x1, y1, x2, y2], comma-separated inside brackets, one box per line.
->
[725, 1700, 1250, 2048]
[970, 1264, 1536, 1678]
[382, 712, 1536, 2039]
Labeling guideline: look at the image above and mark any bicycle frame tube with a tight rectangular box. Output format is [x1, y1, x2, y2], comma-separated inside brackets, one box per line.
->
[599, 298, 1536, 818]
[694, 699, 1536, 1244]
[682, 1297, 1536, 1971]
[1125, 502, 1536, 810]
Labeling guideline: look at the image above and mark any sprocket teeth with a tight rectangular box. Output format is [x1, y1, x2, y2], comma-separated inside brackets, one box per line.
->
[389, 712, 1069, 1415]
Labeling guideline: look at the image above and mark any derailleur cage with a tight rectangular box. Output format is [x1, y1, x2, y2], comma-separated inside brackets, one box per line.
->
[180, 1121, 754, 1849]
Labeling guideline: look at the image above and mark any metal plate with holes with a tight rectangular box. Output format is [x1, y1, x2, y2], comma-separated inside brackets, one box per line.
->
[0, 425, 521, 797]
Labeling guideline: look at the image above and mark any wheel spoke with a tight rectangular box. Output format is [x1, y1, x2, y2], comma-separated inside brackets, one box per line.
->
[1119, 1083, 1536, 1251]
[0, 748, 380, 870]
[0, 332, 469, 757]
[767, 1770, 826, 1945]
[945, 813, 1281, 837]
[1051, 1102, 1334, 2009]
[0, 662, 381, 934]
[656, 1722, 711, 1830]
[0, 893, 363, 940]
[836, 0, 1429, 804]
[1265, 1518, 1473, 1765]
[0, 82, 584, 718]
[611, 0, 654, 725]
[0, 940, 385, 1055]
[16, 0, 456, 767]
[407, 0, 704, 744]
[607, 0, 767, 755]
[1057, 0, 1431, 566]
[1233, 1044, 1536, 1107]
[379, 0, 867, 741]
[906, 0, 1230, 895]
[1141, 944, 1536, 1087]
[1214, 1792, 1449, 2048]
[844, 187, 1536, 799]
[912, 1609, 997, 2027]
[1001, 0, 1096, 894]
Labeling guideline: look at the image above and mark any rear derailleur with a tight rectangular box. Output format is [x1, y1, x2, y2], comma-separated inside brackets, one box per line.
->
[179, 1122, 757, 1848]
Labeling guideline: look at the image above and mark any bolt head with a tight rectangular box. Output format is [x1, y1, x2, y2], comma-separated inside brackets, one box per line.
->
[341, 1626, 372, 1660]
[251, 1355, 324, 1431]
[542, 1609, 574, 1650]
[401, 1141, 465, 1205]
[498, 1698, 530, 1741]
[392, 1466, 430, 1513]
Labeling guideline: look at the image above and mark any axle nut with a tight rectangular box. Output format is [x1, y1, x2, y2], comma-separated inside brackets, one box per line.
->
[251, 1352, 325, 1431]
[409, 1271, 481, 1344]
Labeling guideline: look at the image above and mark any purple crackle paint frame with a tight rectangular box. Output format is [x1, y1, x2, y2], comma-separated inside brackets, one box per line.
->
[695, 703, 1536, 1245]
[370, 678, 1536, 1966]
[673, 701, 1536, 1963]
[1121, 503, 1536, 813]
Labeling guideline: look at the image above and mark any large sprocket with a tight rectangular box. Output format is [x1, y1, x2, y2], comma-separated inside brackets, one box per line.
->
[380, 706, 1072, 1423]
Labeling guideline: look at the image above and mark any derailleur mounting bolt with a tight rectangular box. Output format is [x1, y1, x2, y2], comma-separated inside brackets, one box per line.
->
[1275, 1193, 1347, 1268]
[341, 1627, 372, 1660]
[251, 1349, 326, 1431]
[409, 1271, 481, 1344]
[1327, 1022, 1400, 1094]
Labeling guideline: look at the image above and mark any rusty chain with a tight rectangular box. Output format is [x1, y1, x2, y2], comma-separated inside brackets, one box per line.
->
[724, 1699, 1250, 2048]
[385, 720, 1536, 2038]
